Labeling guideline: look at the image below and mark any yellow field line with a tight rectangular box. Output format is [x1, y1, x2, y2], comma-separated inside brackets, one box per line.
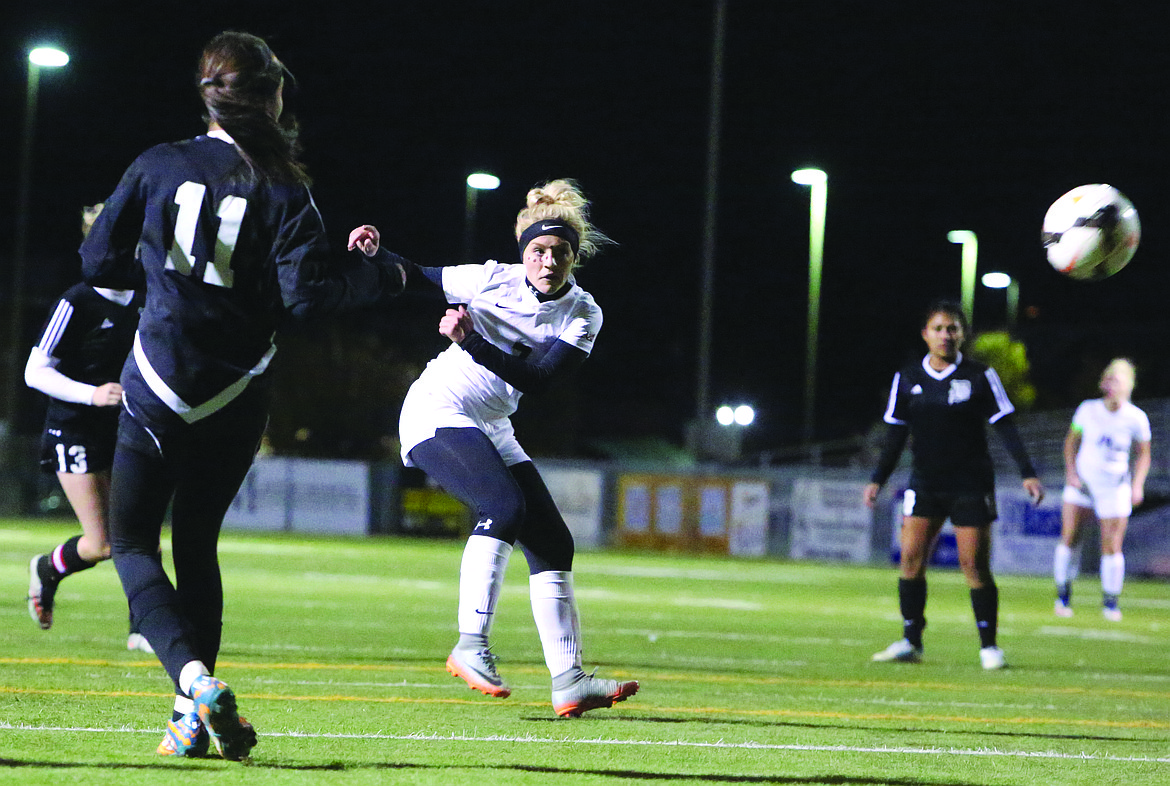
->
[2, 684, 1166, 731]
[4, 656, 1169, 702]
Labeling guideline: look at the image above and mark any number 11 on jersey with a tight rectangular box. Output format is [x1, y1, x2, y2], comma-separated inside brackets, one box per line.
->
[165, 181, 247, 288]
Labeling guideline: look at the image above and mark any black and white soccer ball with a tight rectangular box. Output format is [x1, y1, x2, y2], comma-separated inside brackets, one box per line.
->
[1042, 184, 1140, 281]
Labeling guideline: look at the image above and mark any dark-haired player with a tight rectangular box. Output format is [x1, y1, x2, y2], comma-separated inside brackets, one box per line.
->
[863, 300, 1043, 670]
[82, 31, 408, 760]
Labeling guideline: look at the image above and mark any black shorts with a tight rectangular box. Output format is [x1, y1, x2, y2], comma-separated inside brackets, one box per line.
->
[902, 488, 996, 527]
[39, 426, 117, 475]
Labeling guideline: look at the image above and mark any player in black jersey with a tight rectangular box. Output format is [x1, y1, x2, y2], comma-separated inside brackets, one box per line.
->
[80, 32, 408, 761]
[25, 205, 153, 653]
[863, 300, 1043, 670]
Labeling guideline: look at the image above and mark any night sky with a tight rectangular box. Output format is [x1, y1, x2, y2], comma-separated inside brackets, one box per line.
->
[3, 2, 1168, 458]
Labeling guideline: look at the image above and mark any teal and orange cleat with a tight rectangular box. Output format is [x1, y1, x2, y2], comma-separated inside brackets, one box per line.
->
[191, 676, 257, 761]
[157, 711, 210, 757]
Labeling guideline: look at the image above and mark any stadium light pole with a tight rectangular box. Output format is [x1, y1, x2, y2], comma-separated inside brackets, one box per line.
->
[947, 230, 978, 328]
[694, 0, 726, 450]
[791, 167, 827, 447]
[6, 46, 69, 434]
[981, 271, 1019, 330]
[463, 172, 499, 263]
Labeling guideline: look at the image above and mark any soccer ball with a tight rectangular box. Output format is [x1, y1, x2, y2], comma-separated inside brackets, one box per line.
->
[1042, 184, 1140, 280]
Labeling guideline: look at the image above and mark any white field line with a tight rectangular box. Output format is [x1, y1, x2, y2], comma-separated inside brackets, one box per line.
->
[1, 722, 1167, 764]
[1036, 626, 1158, 643]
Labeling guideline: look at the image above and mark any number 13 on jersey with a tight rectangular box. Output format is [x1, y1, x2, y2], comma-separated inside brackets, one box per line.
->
[165, 181, 247, 288]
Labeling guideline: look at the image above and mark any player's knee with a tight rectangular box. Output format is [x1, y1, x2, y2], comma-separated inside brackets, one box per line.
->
[480, 489, 526, 539]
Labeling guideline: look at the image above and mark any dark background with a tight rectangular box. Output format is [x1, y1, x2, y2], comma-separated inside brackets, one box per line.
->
[3, 2, 1167, 461]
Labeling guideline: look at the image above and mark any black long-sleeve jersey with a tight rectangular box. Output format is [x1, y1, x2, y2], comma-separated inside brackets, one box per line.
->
[870, 353, 1037, 493]
[81, 131, 406, 427]
[31, 283, 140, 433]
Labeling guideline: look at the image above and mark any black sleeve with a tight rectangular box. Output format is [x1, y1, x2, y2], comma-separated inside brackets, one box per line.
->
[283, 246, 408, 321]
[408, 262, 444, 288]
[992, 415, 1038, 479]
[457, 332, 588, 395]
[870, 422, 910, 486]
[274, 191, 409, 320]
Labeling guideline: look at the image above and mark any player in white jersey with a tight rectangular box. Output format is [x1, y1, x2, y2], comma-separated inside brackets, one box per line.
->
[1055, 358, 1151, 620]
[361, 180, 637, 717]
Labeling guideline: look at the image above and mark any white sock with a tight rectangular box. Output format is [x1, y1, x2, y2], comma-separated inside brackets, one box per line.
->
[1101, 553, 1126, 596]
[1053, 543, 1073, 587]
[457, 535, 513, 636]
[178, 660, 209, 697]
[174, 695, 195, 715]
[530, 570, 582, 677]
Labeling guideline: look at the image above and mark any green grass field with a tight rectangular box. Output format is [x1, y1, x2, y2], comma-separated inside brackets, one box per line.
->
[1, 519, 1168, 785]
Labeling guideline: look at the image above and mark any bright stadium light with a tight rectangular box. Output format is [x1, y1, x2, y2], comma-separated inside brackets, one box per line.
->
[981, 271, 1019, 329]
[464, 172, 500, 262]
[791, 167, 827, 447]
[466, 172, 500, 191]
[716, 404, 754, 427]
[29, 47, 69, 67]
[947, 230, 978, 327]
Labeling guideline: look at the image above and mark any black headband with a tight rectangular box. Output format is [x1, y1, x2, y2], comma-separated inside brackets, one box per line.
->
[518, 219, 580, 256]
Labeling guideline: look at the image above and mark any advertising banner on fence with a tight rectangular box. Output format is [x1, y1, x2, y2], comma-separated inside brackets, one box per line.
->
[538, 463, 605, 550]
[791, 478, 872, 563]
[225, 457, 370, 534]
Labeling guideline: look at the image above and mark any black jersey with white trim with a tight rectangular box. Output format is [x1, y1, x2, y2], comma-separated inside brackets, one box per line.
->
[31, 283, 139, 433]
[874, 353, 1025, 493]
[81, 132, 404, 425]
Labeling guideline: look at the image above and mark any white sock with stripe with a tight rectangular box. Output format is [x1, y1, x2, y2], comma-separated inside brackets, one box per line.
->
[457, 535, 513, 636]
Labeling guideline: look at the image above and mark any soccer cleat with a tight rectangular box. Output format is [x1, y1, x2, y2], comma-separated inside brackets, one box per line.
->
[190, 676, 257, 761]
[446, 645, 511, 698]
[871, 638, 922, 663]
[127, 632, 155, 654]
[27, 555, 56, 630]
[552, 670, 639, 718]
[1054, 599, 1074, 618]
[980, 646, 1007, 670]
[1103, 605, 1123, 622]
[157, 711, 211, 757]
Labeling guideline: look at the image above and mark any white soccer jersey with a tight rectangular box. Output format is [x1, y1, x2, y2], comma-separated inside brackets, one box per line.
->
[1072, 398, 1151, 482]
[399, 260, 601, 465]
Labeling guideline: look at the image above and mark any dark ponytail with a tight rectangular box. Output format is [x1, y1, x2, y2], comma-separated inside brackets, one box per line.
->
[197, 31, 310, 186]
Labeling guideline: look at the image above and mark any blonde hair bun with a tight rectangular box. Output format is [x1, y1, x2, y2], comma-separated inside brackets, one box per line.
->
[515, 178, 614, 262]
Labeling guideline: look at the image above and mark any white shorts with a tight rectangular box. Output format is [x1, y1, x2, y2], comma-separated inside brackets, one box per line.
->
[1062, 479, 1132, 519]
[398, 385, 530, 468]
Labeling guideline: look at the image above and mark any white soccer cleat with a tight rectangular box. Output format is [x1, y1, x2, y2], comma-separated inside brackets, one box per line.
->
[979, 646, 1007, 670]
[1054, 600, 1074, 618]
[1102, 606, 1123, 622]
[552, 670, 639, 718]
[27, 555, 55, 630]
[871, 638, 922, 663]
[127, 632, 154, 653]
[446, 645, 511, 698]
